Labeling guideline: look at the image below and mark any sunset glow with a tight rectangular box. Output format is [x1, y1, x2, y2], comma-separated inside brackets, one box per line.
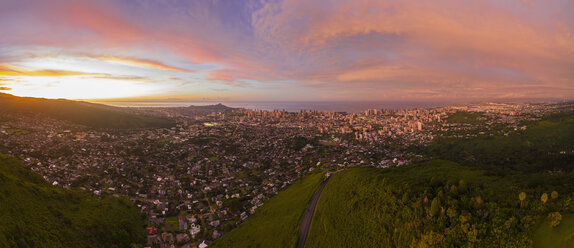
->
[0, 0, 572, 101]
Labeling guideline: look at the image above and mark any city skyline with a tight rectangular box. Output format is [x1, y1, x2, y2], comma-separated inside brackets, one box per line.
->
[1, 0, 573, 101]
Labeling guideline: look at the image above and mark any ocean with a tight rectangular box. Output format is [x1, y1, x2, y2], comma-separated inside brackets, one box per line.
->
[95, 101, 453, 113]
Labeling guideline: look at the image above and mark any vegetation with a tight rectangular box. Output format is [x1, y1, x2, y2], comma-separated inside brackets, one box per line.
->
[446, 111, 486, 124]
[533, 214, 574, 248]
[304, 111, 574, 247]
[211, 172, 325, 248]
[307, 162, 515, 247]
[429, 110, 574, 174]
[209, 110, 574, 247]
[0, 93, 174, 129]
[286, 136, 318, 151]
[5, 128, 31, 135]
[0, 154, 146, 248]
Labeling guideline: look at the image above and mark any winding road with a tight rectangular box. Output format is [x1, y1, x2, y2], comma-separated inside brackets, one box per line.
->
[296, 176, 331, 248]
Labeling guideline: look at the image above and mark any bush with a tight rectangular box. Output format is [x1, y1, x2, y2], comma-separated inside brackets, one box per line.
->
[548, 212, 562, 228]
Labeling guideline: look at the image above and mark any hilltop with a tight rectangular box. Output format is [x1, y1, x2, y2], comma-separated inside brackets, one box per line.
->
[0, 154, 146, 248]
[306, 161, 550, 247]
[0, 93, 175, 129]
[187, 103, 233, 111]
[172, 103, 234, 116]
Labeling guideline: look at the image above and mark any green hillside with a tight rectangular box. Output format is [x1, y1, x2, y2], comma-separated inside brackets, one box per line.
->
[308, 162, 534, 247]
[306, 110, 574, 247]
[429, 109, 574, 174]
[533, 213, 574, 248]
[0, 154, 146, 248]
[0, 93, 174, 129]
[211, 172, 325, 248]
[213, 110, 574, 247]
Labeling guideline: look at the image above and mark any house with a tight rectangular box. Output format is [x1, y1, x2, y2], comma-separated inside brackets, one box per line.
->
[146, 235, 162, 247]
[176, 233, 190, 243]
[178, 215, 188, 231]
[150, 216, 162, 226]
[212, 230, 221, 239]
[146, 227, 158, 235]
[209, 220, 220, 228]
[161, 232, 174, 244]
[190, 223, 201, 238]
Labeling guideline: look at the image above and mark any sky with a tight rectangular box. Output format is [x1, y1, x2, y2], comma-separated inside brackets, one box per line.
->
[0, 0, 573, 102]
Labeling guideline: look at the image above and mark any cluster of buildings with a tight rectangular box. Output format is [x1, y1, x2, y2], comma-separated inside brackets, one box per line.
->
[0, 101, 561, 247]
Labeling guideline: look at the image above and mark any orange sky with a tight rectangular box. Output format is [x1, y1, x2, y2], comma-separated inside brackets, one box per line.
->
[0, 0, 572, 101]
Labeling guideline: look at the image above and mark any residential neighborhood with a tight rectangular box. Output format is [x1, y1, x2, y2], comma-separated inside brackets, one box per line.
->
[0, 102, 559, 247]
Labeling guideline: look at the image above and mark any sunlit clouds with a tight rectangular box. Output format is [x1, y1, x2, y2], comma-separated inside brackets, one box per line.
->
[96, 57, 192, 73]
[0, 0, 572, 101]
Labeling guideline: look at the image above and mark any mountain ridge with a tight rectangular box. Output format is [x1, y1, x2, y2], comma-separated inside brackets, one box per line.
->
[0, 93, 175, 129]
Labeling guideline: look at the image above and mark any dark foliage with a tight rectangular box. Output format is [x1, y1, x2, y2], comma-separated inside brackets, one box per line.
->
[0, 154, 146, 248]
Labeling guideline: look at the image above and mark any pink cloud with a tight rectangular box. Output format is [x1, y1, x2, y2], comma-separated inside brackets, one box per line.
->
[62, 2, 144, 44]
[1, 0, 572, 100]
[252, 0, 574, 89]
[206, 70, 235, 81]
[96, 56, 192, 72]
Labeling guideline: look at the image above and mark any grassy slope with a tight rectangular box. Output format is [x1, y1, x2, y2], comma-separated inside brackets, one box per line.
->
[307, 161, 500, 247]
[212, 172, 325, 248]
[306, 110, 574, 247]
[0, 93, 174, 129]
[533, 214, 574, 248]
[306, 160, 566, 247]
[0, 154, 146, 248]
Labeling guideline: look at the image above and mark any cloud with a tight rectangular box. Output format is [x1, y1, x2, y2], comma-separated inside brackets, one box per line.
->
[221, 81, 248, 87]
[96, 56, 193, 72]
[206, 70, 235, 81]
[0, 66, 152, 82]
[1, 0, 572, 100]
[335, 66, 407, 82]
[168, 77, 185, 82]
[90, 74, 152, 82]
[0, 69, 98, 77]
[0, 87, 12, 91]
[211, 88, 230, 92]
[250, 0, 574, 90]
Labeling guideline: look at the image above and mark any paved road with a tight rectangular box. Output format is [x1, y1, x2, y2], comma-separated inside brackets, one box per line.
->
[297, 176, 331, 248]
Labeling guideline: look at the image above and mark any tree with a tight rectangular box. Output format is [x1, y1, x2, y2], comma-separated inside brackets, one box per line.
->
[430, 197, 441, 217]
[437, 190, 445, 202]
[541, 193, 548, 204]
[548, 212, 562, 227]
[458, 180, 467, 193]
[551, 191, 558, 200]
[449, 185, 457, 195]
[521, 215, 536, 229]
[418, 231, 444, 248]
[446, 207, 458, 219]
[466, 225, 479, 243]
[475, 196, 483, 207]
[519, 192, 526, 208]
